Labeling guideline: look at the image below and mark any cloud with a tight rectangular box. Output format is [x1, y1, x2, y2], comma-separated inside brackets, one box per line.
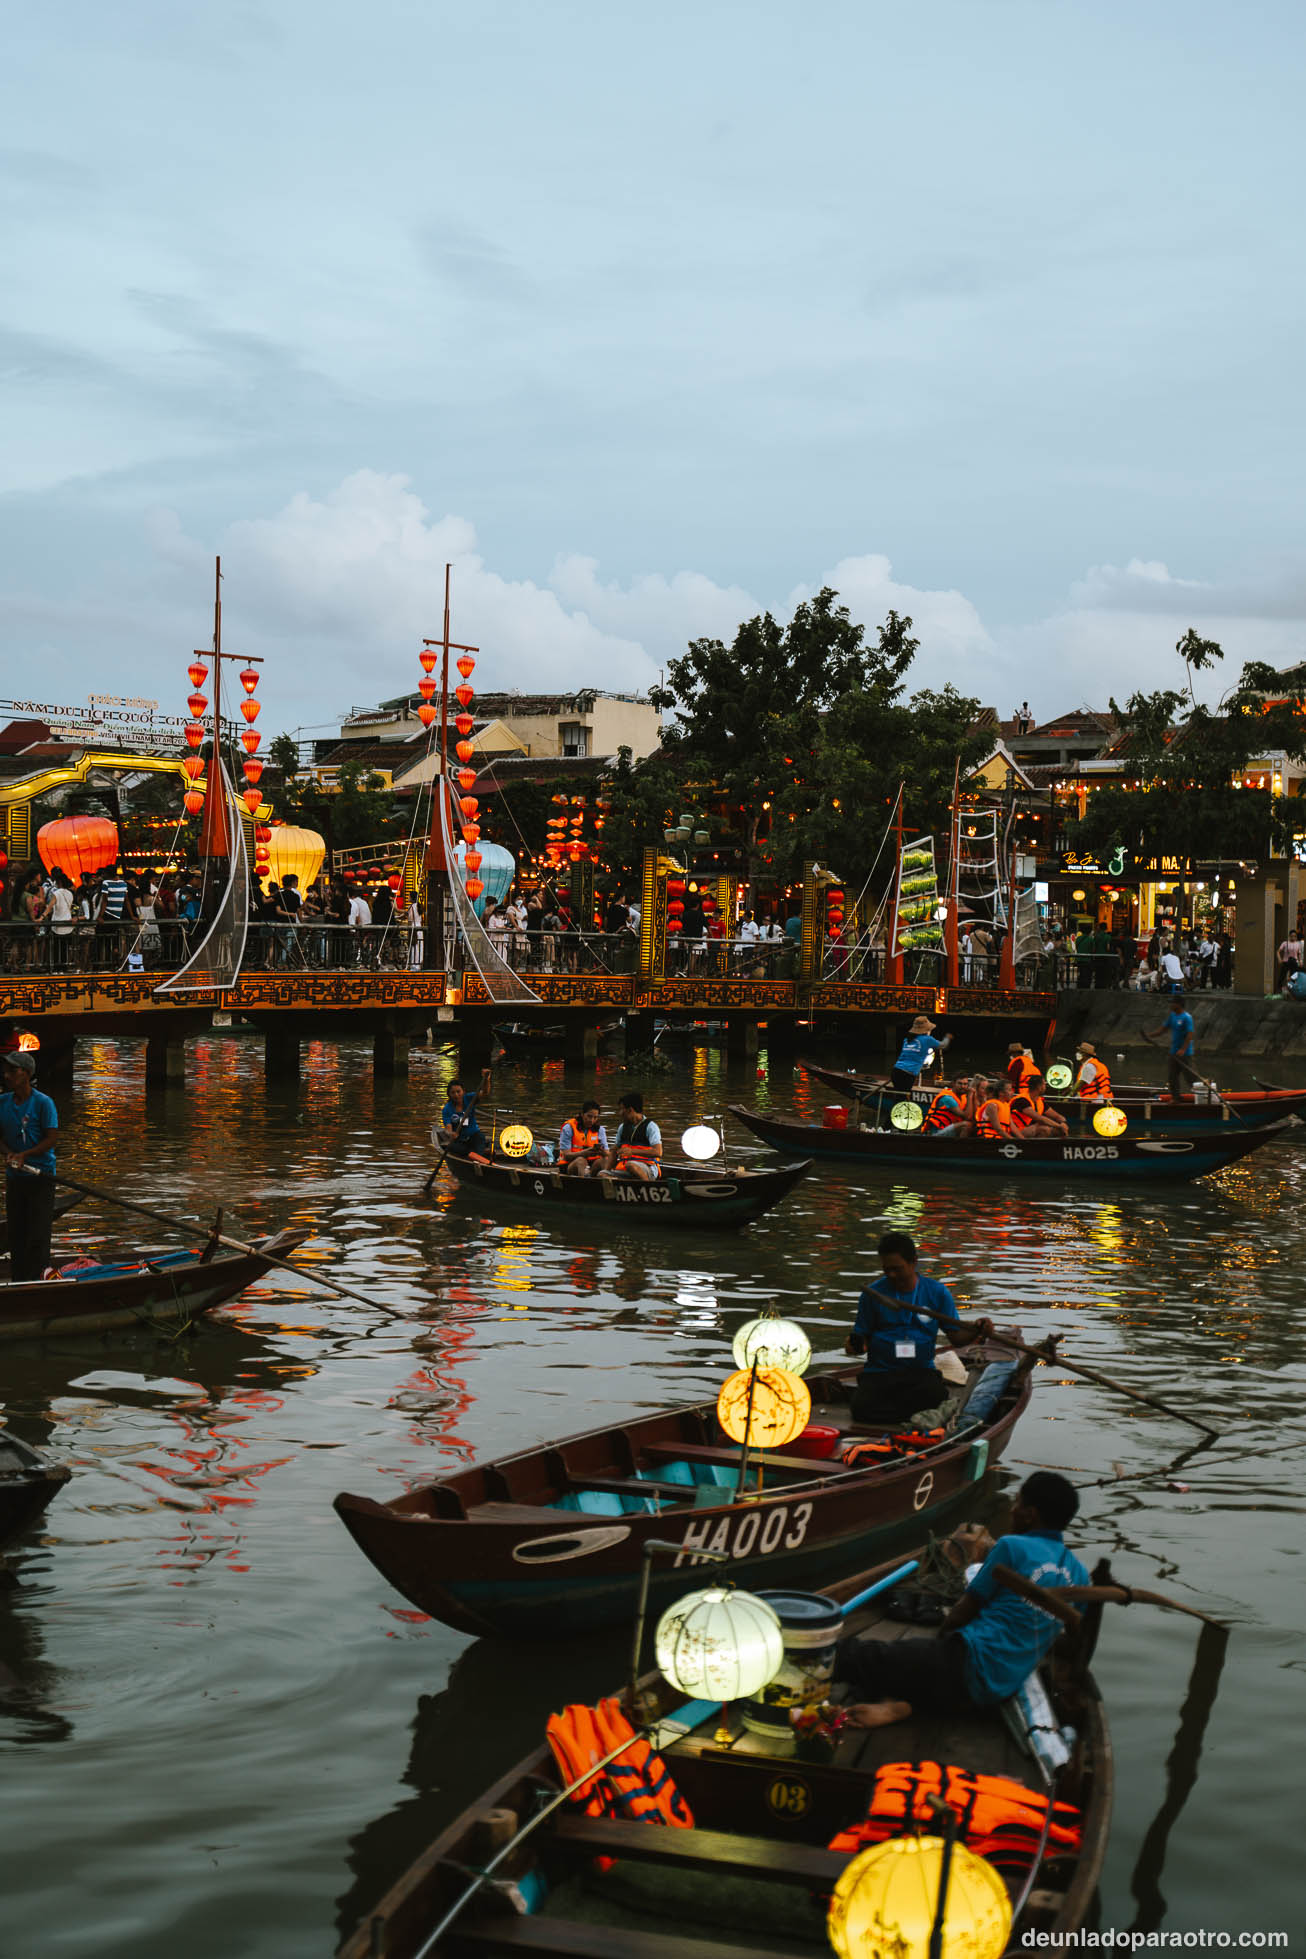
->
[789, 553, 996, 686]
[1068, 558, 1207, 612]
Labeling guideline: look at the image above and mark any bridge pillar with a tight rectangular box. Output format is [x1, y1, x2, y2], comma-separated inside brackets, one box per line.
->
[264, 1029, 301, 1080]
[761, 1014, 797, 1054]
[624, 1011, 658, 1053]
[726, 1016, 759, 1059]
[564, 1019, 600, 1069]
[458, 1016, 496, 1079]
[145, 1034, 186, 1088]
[37, 1037, 76, 1092]
[374, 1023, 410, 1078]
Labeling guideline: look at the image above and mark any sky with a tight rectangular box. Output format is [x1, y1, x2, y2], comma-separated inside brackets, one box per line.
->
[3, 0, 1306, 738]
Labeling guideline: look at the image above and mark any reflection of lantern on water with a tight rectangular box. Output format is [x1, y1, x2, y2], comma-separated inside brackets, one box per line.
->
[716, 1366, 811, 1448]
[655, 1587, 783, 1701]
[494, 1223, 538, 1311]
[827, 1835, 1012, 1959]
[732, 1315, 812, 1376]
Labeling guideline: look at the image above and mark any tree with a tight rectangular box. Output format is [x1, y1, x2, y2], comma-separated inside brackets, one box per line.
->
[1071, 638, 1306, 862]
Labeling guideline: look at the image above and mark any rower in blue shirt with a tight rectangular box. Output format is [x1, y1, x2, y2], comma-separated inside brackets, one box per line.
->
[1, 1051, 59, 1282]
[846, 1231, 993, 1427]
[834, 1472, 1090, 1725]
[1145, 989, 1196, 1101]
[438, 1064, 492, 1157]
[891, 1013, 952, 1091]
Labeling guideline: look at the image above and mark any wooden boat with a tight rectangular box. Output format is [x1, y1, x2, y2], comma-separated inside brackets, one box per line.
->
[438, 1151, 812, 1230]
[494, 1020, 624, 1057]
[334, 1346, 1030, 1639]
[0, 1228, 308, 1341]
[731, 1105, 1293, 1179]
[336, 1549, 1111, 1959]
[801, 1062, 1306, 1133]
[0, 1429, 71, 1544]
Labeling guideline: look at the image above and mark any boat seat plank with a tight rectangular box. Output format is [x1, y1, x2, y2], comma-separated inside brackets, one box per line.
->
[564, 1476, 696, 1504]
[548, 1815, 849, 1885]
[448, 1917, 801, 1959]
[640, 1442, 848, 1479]
[465, 1501, 581, 1523]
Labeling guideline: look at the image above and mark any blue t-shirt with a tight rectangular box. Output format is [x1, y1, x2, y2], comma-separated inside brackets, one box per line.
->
[853, 1273, 959, 1378]
[441, 1092, 483, 1137]
[893, 1033, 943, 1077]
[1166, 1009, 1194, 1056]
[0, 1088, 58, 1177]
[959, 1528, 1090, 1704]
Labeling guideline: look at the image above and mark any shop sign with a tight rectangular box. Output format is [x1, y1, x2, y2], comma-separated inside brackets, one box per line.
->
[1136, 853, 1194, 877]
[1058, 847, 1132, 878]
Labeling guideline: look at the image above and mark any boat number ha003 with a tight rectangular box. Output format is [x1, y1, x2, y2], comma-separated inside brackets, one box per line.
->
[675, 1501, 813, 1566]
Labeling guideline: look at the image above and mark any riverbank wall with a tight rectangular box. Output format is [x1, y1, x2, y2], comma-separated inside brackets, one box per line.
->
[1053, 989, 1306, 1064]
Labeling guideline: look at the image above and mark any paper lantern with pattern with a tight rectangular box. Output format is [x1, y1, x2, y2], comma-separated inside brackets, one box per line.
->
[716, 1367, 811, 1450]
[828, 1835, 1011, 1959]
[265, 825, 326, 891]
[731, 1316, 812, 1377]
[655, 1588, 784, 1702]
[37, 815, 119, 883]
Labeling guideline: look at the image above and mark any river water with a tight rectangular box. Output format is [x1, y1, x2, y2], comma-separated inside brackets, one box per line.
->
[1, 1033, 1303, 1955]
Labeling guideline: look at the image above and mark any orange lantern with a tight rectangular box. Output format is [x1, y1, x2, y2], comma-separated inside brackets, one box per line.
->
[465, 876, 484, 899]
[455, 686, 474, 711]
[465, 849, 483, 872]
[457, 768, 477, 791]
[460, 796, 479, 818]
[240, 698, 261, 724]
[387, 873, 402, 892]
[37, 814, 119, 882]
[419, 704, 437, 727]
[255, 824, 273, 844]
[456, 740, 474, 763]
[239, 666, 259, 695]
[183, 790, 205, 816]
[462, 823, 480, 845]
[187, 660, 208, 689]
[455, 712, 474, 736]
[183, 755, 204, 781]
[243, 759, 264, 785]
[419, 678, 437, 700]
[185, 722, 204, 750]
[187, 691, 208, 717]
[419, 648, 437, 674]
[457, 654, 475, 680]
[242, 788, 262, 814]
[241, 729, 261, 754]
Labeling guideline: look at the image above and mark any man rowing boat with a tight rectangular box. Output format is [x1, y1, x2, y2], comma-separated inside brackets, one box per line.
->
[845, 1231, 993, 1427]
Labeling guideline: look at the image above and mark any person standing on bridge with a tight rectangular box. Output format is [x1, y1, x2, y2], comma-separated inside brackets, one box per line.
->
[891, 1015, 951, 1092]
[1, 1051, 59, 1282]
[844, 1232, 992, 1428]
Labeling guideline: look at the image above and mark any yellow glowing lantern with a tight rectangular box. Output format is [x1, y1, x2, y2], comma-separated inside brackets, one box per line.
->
[731, 1315, 812, 1376]
[1092, 1105, 1127, 1137]
[828, 1834, 1012, 1959]
[716, 1367, 811, 1450]
[498, 1123, 534, 1158]
[265, 825, 326, 891]
[655, 1586, 783, 1701]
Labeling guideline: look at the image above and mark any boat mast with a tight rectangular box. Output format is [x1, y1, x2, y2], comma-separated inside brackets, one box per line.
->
[198, 555, 231, 860]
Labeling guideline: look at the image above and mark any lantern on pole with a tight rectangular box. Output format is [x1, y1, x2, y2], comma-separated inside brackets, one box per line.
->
[183, 789, 205, 817]
[240, 698, 261, 724]
[241, 729, 261, 755]
[238, 666, 259, 695]
[732, 1316, 812, 1377]
[183, 755, 204, 782]
[187, 691, 208, 717]
[185, 722, 204, 751]
[187, 660, 208, 690]
[827, 1835, 1011, 1959]
[716, 1367, 811, 1449]
[655, 1587, 783, 1703]
[457, 654, 476, 680]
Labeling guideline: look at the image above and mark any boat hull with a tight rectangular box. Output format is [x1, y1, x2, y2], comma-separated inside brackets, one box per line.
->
[0, 1229, 306, 1341]
[731, 1105, 1291, 1179]
[438, 1154, 811, 1228]
[801, 1063, 1306, 1133]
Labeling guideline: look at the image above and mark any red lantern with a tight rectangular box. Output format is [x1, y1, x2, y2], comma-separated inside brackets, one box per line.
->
[418, 678, 437, 701]
[455, 713, 474, 736]
[419, 648, 437, 674]
[185, 722, 204, 750]
[0, 849, 8, 870]
[243, 759, 264, 785]
[462, 823, 480, 844]
[418, 705, 437, 727]
[455, 684, 474, 710]
[387, 873, 402, 892]
[667, 878, 687, 896]
[666, 919, 683, 935]
[465, 876, 485, 900]
[239, 666, 259, 695]
[457, 768, 477, 791]
[240, 698, 261, 724]
[455, 740, 474, 763]
[241, 729, 261, 754]
[187, 691, 207, 717]
[465, 850, 483, 872]
[187, 660, 208, 690]
[183, 790, 205, 816]
[255, 824, 272, 844]
[243, 788, 262, 814]
[460, 796, 479, 818]
[183, 755, 204, 781]
[457, 655, 475, 680]
[37, 814, 119, 882]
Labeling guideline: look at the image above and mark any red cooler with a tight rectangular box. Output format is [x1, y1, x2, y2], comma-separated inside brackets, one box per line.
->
[822, 1105, 848, 1129]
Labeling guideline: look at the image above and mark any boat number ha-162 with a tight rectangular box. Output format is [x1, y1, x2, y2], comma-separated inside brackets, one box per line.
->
[605, 1183, 675, 1204]
[675, 1501, 814, 1565]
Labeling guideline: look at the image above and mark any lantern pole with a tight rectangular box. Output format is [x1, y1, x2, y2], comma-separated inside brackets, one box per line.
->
[197, 555, 263, 860]
[885, 781, 905, 985]
[422, 567, 479, 977]
[733, 1358, 761, 1501]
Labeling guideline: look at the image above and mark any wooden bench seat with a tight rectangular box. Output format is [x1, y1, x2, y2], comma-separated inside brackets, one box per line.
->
[639, 1441, 848, 1479]
[448, 1916, 802, 1959]
[549, 1813, 849, 1885]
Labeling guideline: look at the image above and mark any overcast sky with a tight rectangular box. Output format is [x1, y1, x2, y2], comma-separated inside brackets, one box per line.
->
[4, 1, 1305, 735]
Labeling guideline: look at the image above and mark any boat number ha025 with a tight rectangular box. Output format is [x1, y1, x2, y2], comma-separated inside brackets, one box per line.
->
[1061, 1145, 1119, 1161]
[675, 1501, 813, 1566]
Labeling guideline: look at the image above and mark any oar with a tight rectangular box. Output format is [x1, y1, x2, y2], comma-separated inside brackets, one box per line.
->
[1141, 1031, 1243, 1124]
[52, 1173, 406, 1319]
[992, 1562, 1228, 1629]
[864, 1287, 1218, 1439]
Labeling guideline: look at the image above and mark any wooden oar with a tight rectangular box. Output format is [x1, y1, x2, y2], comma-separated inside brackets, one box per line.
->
[992, 1561, 1228, 1628]
[1141, 1031, 1244, 1124]
[52, 1173, 407, 1319]
[864, 1287, 1218, 1439]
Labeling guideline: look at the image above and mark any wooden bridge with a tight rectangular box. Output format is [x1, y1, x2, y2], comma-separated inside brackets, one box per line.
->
[0, 964, 1057, 1087]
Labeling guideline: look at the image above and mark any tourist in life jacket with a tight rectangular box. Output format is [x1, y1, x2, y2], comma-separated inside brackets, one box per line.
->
[559, 1099, 609, 1177]
[973, 1078, 1017, 1139]
[1010, 1072, 1068, 1138]
[921, 1081, 968, 1136]
[1005, 1044, 1040, 1094]
[845, 1232, 994, 1428]
[833, 1472, 1090, 1729]
[1073, 1042, 1113, 1104]
[603, 1090, 663, 1182]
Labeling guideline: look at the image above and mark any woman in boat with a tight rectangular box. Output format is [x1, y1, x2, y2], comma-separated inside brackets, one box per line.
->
[844, 1231, 992, 1427]
[558, 1100, 609, 1177]
[835, 1472, 1090, 1727]
[973, 1078, 1017, 1138]
[437, 1066, 492, 1158]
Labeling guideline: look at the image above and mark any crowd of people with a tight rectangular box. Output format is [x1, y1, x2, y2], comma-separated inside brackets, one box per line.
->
[1049, 922, 1235, 992]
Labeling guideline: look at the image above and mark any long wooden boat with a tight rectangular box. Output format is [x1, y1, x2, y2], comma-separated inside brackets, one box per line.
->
[337, 1549, 1111, 1959]
[802, 1062, 1306, 1133]
[438, 1152, 811, 1230]
[731, 1105, 1292, 1179]
[334, 1347, 1030, 1639]
[0, 1429, 71, 1543]
[493, 1020, 624, 1056]
[0, 1228, 308, 1341]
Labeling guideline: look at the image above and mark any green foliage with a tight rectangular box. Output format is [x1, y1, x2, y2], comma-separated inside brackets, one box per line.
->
[267, 735, 406, 853]
[598, 746, 679, 889]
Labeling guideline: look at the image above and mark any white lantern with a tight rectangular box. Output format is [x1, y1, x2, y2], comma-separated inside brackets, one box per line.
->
[732, 1315, 812, 1377]
[681, 1123, 722, 1161]
[655, 1587, 784, 1701]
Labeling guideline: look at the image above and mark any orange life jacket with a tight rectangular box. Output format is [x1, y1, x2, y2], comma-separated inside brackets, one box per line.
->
[1007, 1055, 1039, 1092]
[975, 1097, 1013, 1138]
[828, 1760, 1082, 1874]
[564, 1125, 602, 1154]
[1010, 1093, 1044, 1131]
[546, 1699, 693, 1835]
[923, 1091, 962, 1131]
[1076, 1059, 1112, 1101]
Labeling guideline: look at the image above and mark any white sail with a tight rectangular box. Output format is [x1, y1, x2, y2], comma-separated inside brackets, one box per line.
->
[154, 760, 251, 994]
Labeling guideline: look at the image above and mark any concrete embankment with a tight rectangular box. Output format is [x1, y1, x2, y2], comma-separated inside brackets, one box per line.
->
[1053, 989, 1306, 1063]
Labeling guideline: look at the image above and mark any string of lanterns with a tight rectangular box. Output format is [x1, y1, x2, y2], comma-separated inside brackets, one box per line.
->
[179, 649, 273, 879]
[452, 649, 483, 901]
[182, 657, 208, 817]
